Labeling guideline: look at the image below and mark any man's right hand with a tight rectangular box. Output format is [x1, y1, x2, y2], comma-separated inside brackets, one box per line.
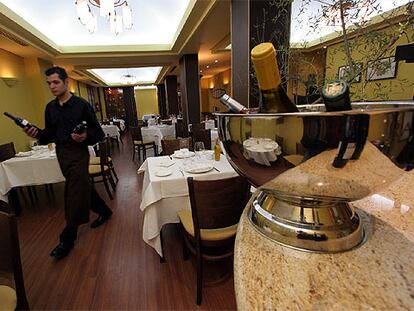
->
[24, 126, 38, 138]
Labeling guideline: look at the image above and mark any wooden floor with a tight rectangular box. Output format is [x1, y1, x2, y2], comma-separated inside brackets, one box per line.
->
[16, 134, 237, 310]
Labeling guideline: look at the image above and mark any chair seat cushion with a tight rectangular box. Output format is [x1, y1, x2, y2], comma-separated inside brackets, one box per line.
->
[0, 285, 17, 311]
[134, 140, 154, 145]
[89, 156, 112, 165]
[177, 210, 238, 241]
[88, 165, 109, 175]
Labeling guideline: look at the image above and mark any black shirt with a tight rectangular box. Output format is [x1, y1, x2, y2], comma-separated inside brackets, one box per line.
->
[38, 95, 104, 146]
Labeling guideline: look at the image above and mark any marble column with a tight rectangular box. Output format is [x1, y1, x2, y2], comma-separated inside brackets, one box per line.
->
[164, 75, 179, 116]
[157, 84, 167, 119]
[231, 0, 292, 108]
[179, 54, 200, 137]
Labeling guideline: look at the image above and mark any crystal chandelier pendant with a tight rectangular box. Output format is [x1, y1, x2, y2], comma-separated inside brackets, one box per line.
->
[75, 0, 132, 34]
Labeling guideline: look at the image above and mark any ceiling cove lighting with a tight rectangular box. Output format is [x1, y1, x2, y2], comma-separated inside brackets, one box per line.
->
[75, 0, 132, 35]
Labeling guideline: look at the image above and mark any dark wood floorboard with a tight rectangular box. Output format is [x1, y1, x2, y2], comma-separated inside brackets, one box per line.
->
[16, 134, 237, 310]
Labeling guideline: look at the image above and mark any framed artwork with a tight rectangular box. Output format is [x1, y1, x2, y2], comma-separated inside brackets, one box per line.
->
[338, 63, 362, 83]
[366, 57, 398, 81]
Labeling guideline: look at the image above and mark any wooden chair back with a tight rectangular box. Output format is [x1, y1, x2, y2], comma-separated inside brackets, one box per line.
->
[161, 138, 192, 155]
[130, 126, 144, 142]
[188, 176, 250, 230]
[0, 142, 16, 162]
[98, 140, 110, 167]
[190, 123, 204, 133]
[192, 129, 211, 150]
[0, 206, 29, 310]
[175, 119, 185, 138]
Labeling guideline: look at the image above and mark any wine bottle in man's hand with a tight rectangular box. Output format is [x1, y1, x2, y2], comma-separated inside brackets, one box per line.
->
[3, 112, 40, 130]
[72, 121, 87, 134]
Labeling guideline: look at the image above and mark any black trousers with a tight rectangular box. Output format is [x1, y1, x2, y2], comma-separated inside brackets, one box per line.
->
[59, 188, 112, 244]
[56, 144, 112, 244]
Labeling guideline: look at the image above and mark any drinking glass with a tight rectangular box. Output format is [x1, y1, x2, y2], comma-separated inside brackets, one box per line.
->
[179, 139, 188, 150]
[194, 141, 205, 160]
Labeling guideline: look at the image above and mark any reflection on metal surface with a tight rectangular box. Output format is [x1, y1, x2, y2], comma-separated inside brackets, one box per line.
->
[249, 190, 365, 253]
[217, 101, 414, 252]
[243, 138, 281, 166]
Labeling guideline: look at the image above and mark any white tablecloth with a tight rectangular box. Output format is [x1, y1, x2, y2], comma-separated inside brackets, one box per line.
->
[0, 146, 95, 202]
[112, 119, 126, 131]
[142, 114, 156, 122]
[204, 120, 216, 130]
[141, 125, 176, 153]
[0, 150, 64, 202]
[102, 125, 120, 141]
[138, 154, 238, 256]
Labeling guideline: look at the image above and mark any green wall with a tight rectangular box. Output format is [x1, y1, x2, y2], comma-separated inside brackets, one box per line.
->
[0, 49, 52, 151]
[134, 88, 158, 119]
[325, 26, 414, 101]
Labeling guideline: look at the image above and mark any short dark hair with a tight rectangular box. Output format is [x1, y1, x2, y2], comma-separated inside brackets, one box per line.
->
[45, 66, 68, 81]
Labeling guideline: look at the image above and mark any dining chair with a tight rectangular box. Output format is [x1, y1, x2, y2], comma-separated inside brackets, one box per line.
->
[0, 143, 25, 214]
[89, 140, 116, 200]
[161, 137, 193, 155]
[0, 205, 30, 311]
[89, 137, 119, 183]
[175, 119, 185, 138]
[177, 176, 250, 305]
[160, 119, 172, 125]
[130, 127, 157, 161]
[189, 123, 205, 133]
[192, 129, 211, 150]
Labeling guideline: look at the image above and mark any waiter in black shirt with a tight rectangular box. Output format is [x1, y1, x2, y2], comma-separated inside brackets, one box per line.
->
[25, 66, 113, 260]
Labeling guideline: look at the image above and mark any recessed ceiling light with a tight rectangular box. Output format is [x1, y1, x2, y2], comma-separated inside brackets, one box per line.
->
[206, 65, 210, 69]
[323, 45, 327, 49]
[214, 60, 218, 63]
[200, 70, 202, 73]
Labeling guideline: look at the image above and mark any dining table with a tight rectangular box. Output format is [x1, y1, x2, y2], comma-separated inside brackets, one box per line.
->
[138, 152, 239, 256]
[101, 124, 120, 141]
[0, 146, 96, 203]
[112, 119, 126, 131]
[141, 124, 176, 153]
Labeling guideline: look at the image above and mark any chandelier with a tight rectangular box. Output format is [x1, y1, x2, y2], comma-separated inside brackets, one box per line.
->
[75, 0, 132, 35]
[120, 73, 137, 85]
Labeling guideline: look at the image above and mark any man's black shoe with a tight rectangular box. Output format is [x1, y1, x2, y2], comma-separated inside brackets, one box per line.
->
[90, 211, 112, 228]
[50, 242, 73, 260]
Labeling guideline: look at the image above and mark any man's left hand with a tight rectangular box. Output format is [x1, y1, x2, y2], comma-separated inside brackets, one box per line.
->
[71, 132, 87, 143]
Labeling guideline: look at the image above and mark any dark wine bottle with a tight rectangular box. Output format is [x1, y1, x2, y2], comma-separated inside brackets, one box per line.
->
[219, 94, 250, 114]
[251, 42, 298, 113]
[3, 112, 40, 130]
[73, 121, 87, 134]
[321, 80, 352, 112]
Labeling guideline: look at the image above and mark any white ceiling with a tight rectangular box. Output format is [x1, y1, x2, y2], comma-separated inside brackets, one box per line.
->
[0, 0, 193, 47]
[0, 0, 231, 86]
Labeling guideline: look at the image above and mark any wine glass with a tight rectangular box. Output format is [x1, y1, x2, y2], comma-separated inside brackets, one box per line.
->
[194, 141, 205, 160]
[179, 139, 188, 150]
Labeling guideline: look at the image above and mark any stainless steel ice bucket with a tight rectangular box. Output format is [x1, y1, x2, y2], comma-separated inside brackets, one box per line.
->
[216, 101, 414, 252]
